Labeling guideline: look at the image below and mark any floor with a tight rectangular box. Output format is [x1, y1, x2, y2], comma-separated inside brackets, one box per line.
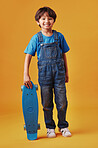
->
[0, 105, 98, 148]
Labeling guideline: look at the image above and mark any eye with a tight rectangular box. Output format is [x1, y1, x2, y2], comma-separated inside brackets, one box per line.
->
[42, 17, 45, 20]
[49, 17, 53, 20]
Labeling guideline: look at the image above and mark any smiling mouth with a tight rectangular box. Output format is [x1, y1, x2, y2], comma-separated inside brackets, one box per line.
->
[44, 24, 50, 27]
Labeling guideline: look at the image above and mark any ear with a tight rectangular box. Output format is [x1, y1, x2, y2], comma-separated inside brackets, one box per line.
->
[36, 21, 39, 25]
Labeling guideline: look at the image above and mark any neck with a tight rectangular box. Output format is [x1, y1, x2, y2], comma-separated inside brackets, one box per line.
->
[41, 29, 53, 36]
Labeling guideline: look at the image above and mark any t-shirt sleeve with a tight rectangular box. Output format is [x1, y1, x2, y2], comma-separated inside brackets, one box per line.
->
[59, 32, 70, 53]
[24, 34, 37, 56]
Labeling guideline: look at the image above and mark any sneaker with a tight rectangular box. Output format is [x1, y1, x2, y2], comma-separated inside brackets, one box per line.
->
[47, 128, 56, 138]
[60, 128, 72, 137]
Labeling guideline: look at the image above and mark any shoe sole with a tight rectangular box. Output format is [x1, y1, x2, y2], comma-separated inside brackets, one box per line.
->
[47, 135, 56, 138]
[63, 134, 72, 137]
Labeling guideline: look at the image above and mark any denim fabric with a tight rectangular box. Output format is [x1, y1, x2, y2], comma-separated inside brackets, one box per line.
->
[37, 31, 69, 129]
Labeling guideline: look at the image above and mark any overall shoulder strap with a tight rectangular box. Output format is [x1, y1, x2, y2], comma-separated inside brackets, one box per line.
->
[53, 30, 58, 42]
[37, 31, 43, 43]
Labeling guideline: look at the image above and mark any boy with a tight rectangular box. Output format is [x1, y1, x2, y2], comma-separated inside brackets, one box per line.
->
[24, 6, 71, 138]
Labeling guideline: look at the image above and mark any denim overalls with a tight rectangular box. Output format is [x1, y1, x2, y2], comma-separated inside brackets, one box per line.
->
[37, 30, 69, 129]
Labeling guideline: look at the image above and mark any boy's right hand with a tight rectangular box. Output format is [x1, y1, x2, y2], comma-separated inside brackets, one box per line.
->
[24, 75, 33, 89]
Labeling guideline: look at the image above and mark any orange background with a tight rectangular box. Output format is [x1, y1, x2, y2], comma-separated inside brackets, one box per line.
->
[0, 0, 98, 147]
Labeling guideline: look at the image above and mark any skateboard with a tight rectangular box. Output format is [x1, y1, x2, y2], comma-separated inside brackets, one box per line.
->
[21, 81, 40, 140]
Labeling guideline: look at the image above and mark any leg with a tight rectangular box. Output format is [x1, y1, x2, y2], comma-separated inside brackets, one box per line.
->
[40, 86, 56, 129]
[54, 83, 69, 129]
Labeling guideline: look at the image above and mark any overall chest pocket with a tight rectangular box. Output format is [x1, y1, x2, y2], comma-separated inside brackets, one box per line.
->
[44, 45, 57, 59]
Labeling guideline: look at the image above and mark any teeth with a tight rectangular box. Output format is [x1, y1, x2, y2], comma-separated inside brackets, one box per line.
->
[44, 24, 50, 26]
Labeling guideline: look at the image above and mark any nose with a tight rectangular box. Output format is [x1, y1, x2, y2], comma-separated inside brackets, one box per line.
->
[45, 18, 49, 22]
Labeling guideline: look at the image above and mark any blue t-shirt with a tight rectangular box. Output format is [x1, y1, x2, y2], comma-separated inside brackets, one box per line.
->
[24, 31, 70, 59]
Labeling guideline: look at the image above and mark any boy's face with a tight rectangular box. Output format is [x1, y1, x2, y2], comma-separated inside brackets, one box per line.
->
[37, 12, 54, 30]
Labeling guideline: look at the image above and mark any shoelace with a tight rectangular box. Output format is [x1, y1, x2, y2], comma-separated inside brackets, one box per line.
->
[61, 128, 69, 134]
[47, 129, 55, 134]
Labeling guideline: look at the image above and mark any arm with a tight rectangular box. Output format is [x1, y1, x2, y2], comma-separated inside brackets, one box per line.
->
[63, 53, 69, 83]
[24, 54, 33, 88]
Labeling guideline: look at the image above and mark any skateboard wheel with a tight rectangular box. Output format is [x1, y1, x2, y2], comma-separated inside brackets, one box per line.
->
[38, 124, 40, 130]
[21, 85, 24, 91]
[24, 124, 26, 130]
[35, 84, 38, 90]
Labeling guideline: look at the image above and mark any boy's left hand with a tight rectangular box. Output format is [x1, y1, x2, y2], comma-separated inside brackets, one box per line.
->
[65, 72, 69, 83]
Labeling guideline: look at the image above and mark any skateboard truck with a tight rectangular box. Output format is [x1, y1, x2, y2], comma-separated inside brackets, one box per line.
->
[24, 124, 40, 130]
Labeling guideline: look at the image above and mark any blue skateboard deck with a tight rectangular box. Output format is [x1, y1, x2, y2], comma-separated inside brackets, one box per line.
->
[21, 81, 39, 140]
